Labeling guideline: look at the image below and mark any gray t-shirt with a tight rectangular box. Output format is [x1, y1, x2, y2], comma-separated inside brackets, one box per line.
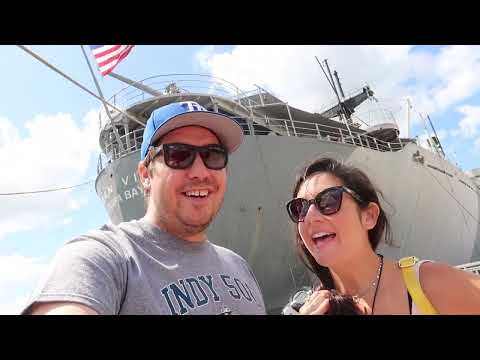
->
[23, 218, 266, 315]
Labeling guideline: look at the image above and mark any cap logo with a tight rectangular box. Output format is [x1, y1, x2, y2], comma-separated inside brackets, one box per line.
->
[179, 101, 207, 112]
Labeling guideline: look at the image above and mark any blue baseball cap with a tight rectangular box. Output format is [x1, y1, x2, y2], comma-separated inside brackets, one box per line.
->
[140, 101, 244, 161]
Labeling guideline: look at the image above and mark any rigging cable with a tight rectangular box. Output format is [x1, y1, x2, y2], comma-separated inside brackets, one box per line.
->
[0, 180, 95, 196]
[422, 165, 480, 226]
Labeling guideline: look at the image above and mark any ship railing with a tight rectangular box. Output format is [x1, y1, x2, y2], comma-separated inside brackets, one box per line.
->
[237, 86, 282, 106]
[456, 261, 480, 276]
[97, 114, 405, 174]
[240, 115, 404, 152]
[98, 128, 145, 173]
[99, 74, 263, 130]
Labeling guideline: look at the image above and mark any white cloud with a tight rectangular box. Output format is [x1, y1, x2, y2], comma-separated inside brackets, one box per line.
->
[456, 105, 480, 138]
[195, 45, 216, 70]
[417, 133, 434, 151]
[433, 46, 480, 109]
[59, 217, 73, 226]
[0, 253, 50, 314]
[0, 253, 48, 289]
[195, 45, 480, 138]
[475, 138, 480, 151]
[0, 117, 20, 147]
[435, 128, 448, 141]
[0, 295, 30, 315]
[0, 109, 100, 240]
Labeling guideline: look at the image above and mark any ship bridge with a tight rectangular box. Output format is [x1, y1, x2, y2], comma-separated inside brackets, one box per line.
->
[96, 74, 409, 174]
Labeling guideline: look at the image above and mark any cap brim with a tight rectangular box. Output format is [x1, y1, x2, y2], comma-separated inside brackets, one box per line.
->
[150, 111, 244, 153]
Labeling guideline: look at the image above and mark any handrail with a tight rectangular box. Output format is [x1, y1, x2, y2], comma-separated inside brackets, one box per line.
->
[96, 75, 409, 174]
[97, 113, 406, 174]
[98, 74, 263, 130]
[456, 261, 480, 275]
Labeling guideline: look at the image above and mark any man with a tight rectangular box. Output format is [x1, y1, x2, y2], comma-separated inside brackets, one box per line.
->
[23, 101, 266, 315]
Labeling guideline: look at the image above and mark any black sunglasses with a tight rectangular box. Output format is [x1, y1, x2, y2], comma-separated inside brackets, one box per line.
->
[286, 186, 364, 223]
[146, 143, 228, 170]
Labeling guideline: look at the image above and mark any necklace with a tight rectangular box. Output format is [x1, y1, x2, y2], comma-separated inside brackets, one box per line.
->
[370, 254, 384, 314]
[352, 254, 384, 300]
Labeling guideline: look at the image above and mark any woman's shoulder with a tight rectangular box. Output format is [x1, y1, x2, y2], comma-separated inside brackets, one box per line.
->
[417, 259, 480, 314]
[418, 260, 465, 286]
[399, 258, 463, 299]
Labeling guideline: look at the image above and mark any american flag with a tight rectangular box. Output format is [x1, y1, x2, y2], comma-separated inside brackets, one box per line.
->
[89, 45, 134, 76]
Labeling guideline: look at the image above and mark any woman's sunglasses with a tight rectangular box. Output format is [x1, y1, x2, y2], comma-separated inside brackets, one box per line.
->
[286, 186, 364, 223]
[146, 143, 228, 170]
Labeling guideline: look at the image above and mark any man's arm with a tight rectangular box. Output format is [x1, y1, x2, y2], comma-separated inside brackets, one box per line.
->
[22, 236, 127, 315]
[29, 302, 99, 315]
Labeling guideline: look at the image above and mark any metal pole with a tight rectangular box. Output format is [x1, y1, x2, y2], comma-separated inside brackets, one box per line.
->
[286, 103, 297, 137]
[108, 72, 162, 97]
[406, 97, 411, 139]
[315, 57, 355, 139]
[80, 45, 125, 152]
[427, 114, 446, 158]
[344, 116, 354, 140]
[315, 57, 337, 96]
[419, 112, 439, 156]
[248, 109, 255, 135]
[124, 121, 130, 151]
[284, 120, 291, 136]
[255, 85, 265, 106]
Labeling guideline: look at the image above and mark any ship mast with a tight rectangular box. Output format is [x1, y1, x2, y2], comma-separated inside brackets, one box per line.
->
[406, 97, 412, 138]
[315, 57, 354, 138]
[315, 57, 375, 132]
[333, 70, 346, 99]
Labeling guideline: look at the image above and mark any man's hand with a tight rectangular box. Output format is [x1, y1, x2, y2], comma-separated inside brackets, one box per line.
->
[299, 290, 331, 315]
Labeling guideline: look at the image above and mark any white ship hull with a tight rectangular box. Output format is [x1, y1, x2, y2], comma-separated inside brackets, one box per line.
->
[96, 135, 480, 313]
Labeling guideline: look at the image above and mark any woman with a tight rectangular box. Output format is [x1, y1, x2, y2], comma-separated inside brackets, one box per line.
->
[282, 157, 480, 315]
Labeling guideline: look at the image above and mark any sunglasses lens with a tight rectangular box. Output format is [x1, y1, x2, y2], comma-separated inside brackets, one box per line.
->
[316, 188, 342, 215]
[165, 145, 196, 169]
[287, 198, 308, 222]
[163, 144, 227, 170]
[200, 146, 228, 170]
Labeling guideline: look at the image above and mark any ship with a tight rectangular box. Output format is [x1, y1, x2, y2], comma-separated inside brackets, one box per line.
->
[94, 69, 480, 314]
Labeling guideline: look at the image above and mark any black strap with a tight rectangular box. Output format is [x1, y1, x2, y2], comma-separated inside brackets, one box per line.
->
[407, 292, 412, 315]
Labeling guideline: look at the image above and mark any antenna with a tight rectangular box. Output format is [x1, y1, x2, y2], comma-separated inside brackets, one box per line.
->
[323, 59, 343, 106]
[314, 57, 351, 122]
[406, 97, 412, 139]
[426, 114, 446, 158]
[333, 70, 346, 99]
[418, 112, 439, 155]
[314, 56, 338, 99]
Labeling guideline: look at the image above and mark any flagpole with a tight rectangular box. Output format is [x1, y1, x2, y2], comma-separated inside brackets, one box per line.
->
[108, 72, 162, 97]
[80, 45, 125, 152]
[16, 45, 144, 129]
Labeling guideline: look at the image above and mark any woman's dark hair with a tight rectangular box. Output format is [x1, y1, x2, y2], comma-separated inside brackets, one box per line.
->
[283, 286, 364, 315]
[327, 290, 364, 314]
[291, 157, 391, 309]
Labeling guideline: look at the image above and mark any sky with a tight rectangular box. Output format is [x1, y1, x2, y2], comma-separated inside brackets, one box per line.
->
[0, 45, 479, 314]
